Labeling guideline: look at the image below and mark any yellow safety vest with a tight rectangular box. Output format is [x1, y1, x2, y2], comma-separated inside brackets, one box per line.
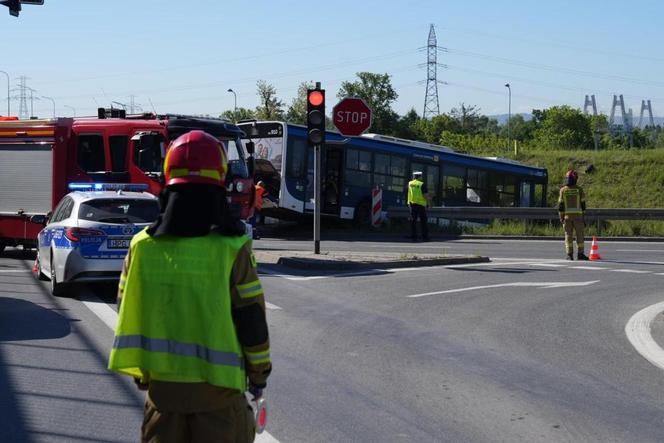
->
[560, 186, 583, 215]
[408, 179, 427, 206]
[108, 229, 250, 392]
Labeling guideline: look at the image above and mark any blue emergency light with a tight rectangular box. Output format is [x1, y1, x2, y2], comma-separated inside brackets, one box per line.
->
[68, 183, 150, 192]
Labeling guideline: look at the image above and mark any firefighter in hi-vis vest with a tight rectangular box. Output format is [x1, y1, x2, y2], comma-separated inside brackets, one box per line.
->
[558, 169, 589, 260]
[108, 130, 271, 442]
[407, 171, 430, 241]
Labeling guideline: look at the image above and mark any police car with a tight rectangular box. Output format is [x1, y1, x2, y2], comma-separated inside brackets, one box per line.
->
[35, 183, 159, 296]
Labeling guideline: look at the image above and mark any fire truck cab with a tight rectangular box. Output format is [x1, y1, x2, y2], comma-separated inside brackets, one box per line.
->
[0, 112, 254, 254]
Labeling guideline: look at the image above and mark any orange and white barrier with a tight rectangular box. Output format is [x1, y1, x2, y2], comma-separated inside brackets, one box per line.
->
[371, 186, 382, 227]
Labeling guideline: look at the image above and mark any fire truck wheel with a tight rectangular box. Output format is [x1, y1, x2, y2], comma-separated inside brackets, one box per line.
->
[49, 252, 66, 297]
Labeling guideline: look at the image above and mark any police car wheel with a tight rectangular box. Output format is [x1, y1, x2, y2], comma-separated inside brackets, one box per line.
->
[36, 254, 49, 281]
[49, 252, 66, 296]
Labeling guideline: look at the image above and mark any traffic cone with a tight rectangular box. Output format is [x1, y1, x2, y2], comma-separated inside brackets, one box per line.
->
[588, 236, 602, 261]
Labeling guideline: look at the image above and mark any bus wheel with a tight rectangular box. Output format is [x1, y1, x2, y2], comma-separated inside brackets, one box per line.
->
[354, 201, 371, 227]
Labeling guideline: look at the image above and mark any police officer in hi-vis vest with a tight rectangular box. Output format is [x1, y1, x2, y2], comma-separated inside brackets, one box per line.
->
[408, 171, 430, 241]
[108, 130, 271, 442]
[558, 169, 589, 260]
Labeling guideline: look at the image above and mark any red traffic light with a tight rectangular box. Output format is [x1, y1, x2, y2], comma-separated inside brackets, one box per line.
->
[308, 90, 324, 107]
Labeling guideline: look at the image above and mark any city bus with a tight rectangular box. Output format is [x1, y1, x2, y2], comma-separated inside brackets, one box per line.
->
[238, 121, 548, 224]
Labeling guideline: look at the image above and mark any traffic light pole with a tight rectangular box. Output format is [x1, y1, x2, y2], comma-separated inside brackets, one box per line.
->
[313, 142, 321, 254]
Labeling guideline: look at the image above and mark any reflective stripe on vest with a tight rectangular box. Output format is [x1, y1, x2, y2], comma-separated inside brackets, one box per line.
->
[113, 335, 245, 368]
[562, 188, 582, 215]
[108, 229, 251, 391]
[408, 180, 427, 206]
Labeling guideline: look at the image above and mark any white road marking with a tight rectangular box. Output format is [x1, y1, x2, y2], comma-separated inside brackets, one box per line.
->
[570, 266, 607, 270]
[617, 249, 664, 253]
[265, 302, 282, 310]
[78, 292, 117, 331]
[79, 290, 281, 442]
[609, 269, 651, 274]
[655, 273, 664, 276]
[0, 269, 29, 273]
[530, 263, 568, 268]
[625, 301, 664, 371]
[407, 280, 600, 298]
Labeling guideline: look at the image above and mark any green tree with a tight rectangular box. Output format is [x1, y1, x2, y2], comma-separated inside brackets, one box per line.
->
[255, 80, 284, 120]
[392, 108, 420, 139]
[500, 114, 537, 142]
[285, 81, 314, 125]
[337, 72, 398, 135]
[411, 113, 461, 144]
[532, 106, 593, 150]
[221, 107, 255, 123]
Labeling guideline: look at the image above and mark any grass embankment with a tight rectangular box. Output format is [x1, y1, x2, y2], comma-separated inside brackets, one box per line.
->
[462, 148, 664, 236]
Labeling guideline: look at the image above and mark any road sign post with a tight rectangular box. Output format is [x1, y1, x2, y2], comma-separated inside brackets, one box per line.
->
[332, 98, 372, 137]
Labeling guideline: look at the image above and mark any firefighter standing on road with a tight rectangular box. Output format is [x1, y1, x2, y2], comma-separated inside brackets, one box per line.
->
[251, 181, 267, 240]
[407, 171, 430, 241]
[558, 169, 589, 260]
[108, 130, 271, 443]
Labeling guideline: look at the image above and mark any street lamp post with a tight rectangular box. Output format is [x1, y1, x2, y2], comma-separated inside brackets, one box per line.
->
[227, 88, 237, 112]
[64, 105, 76, 117]
[504, 83, 511, 151]
[41, 96, 56, 118]
[0, 70, 9, 116]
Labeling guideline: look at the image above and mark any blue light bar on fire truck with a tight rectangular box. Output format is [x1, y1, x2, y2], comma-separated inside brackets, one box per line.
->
[68, 183, 150, 192]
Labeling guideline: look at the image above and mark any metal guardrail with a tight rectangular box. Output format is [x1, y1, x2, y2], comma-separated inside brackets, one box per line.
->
[387, 207, 664, 222]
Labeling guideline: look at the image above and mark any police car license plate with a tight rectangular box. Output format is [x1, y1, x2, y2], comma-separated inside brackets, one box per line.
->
[107, 237, 131, 249]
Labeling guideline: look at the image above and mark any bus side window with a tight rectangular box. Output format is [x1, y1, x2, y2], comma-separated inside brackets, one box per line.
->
[77, 134, 105, 173]
[443, 165, 466, 203]
[286, 137, 307, 178]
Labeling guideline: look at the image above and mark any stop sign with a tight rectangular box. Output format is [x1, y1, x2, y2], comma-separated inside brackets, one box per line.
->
[332, 98, 372, 137]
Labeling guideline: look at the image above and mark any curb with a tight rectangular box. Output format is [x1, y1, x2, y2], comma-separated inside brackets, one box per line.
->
[276, 255, 490, 271]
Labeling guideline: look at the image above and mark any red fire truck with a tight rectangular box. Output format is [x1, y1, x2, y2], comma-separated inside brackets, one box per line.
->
[0, 111, 255, 254]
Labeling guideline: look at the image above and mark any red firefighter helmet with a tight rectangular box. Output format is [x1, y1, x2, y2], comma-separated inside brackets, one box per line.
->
[163, 130, 228, 187]
[565, 169, 578, 186]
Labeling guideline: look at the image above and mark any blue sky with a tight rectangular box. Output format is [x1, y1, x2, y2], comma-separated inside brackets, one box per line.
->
[1, 0, 663, 119]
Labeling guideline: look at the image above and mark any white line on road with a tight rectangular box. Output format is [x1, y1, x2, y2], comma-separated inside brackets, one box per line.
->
[407, 280, 600, 298]
[570, 266, 607, 270]
[0, 269, 29, 273]
[530, 263, 568, 268]
[79, 292, 117, 330]
[609, 269, 652, 274]
[617, 249, 664, 253]
[625, 302, 664, 371]
[265, 302, 282, 310]
[78, 290, 281, 442]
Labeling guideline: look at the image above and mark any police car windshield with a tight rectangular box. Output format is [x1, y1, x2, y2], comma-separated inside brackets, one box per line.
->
[78, 199, 159, 224]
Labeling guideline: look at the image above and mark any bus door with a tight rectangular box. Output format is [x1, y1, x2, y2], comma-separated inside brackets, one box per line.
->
[411, 161, 441, 206]
[322, 146, 343, 215]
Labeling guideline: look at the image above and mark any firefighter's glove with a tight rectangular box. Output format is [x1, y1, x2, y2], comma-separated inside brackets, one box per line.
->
[249, 384, 263, 400]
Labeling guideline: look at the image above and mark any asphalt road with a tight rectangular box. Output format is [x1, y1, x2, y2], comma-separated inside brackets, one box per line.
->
[2, 238, 664, 442]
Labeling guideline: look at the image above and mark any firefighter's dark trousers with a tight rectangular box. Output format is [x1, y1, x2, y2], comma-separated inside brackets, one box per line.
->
[142, 385, 255, 443]
[410, 204, 429, 240]
[563, 215, 585, 255]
